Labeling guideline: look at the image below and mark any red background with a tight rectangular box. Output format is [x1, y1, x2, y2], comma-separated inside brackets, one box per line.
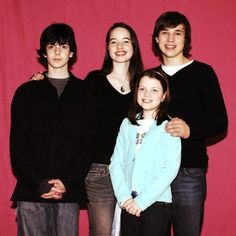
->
[0, 1, 235, 235]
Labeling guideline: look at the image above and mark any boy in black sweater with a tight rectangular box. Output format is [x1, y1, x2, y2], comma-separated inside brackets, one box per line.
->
[152, 11, 228, 236]
[10, 23, 95, 236]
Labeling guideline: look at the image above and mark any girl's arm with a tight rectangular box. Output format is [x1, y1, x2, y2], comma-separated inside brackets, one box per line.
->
[109, 118, 132, 205]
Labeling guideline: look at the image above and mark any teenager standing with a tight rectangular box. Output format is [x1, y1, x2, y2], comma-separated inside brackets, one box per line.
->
[152, 11, 228, 236]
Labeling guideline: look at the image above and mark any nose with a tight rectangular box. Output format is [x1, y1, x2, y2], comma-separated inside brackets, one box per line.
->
[144, 90, 152, 97]
[55, 45, 61, 55]
[117, 42, 123, 48]
[167, 33, 174, 42]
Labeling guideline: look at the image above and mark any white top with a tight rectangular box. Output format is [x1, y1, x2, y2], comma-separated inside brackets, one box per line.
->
[162, 60, 194, 76]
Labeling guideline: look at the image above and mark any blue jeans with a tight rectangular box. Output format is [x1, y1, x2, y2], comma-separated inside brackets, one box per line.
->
[85, 163, 116, 236]
[121, 201, 171, 236]
[16, 201, 79, 236]
[171, 168, 206, 236]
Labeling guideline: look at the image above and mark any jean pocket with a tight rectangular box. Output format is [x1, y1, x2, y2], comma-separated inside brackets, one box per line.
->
[183, 168, 205, 177]
[85, 168, 109, 182]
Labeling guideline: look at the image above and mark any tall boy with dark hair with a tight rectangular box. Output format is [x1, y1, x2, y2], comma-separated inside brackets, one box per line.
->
[10, 23, 95, 236]
[152, 11, 228, 236]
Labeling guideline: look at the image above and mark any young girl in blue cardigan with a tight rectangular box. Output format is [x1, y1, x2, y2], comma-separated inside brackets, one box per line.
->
[109, 69, 181, 236]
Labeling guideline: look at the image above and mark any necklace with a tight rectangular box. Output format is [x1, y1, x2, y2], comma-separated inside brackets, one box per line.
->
[136, 132, 146, 145]
[120, 85, 125, 93]
[107, 73, 130, 93]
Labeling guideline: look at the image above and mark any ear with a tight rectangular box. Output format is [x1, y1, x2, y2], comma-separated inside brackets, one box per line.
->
[43, 54, 47, 58]
[69, 52, 74, 58]
[155, 37, 159, 43]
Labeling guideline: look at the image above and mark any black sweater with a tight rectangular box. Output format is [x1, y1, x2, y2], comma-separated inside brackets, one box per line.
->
[10, 74, 95, 203]
[154, 61, 228, 168]
[85, 70, 132, 164]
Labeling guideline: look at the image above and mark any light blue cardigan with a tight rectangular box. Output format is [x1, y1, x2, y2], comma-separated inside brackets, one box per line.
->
[109, 118, 181, 211]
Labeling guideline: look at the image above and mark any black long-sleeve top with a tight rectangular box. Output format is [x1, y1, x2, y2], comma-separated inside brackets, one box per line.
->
[154, 61, 228, 168]
[85, 70, 132, 165]
[10, 73, 95, 203]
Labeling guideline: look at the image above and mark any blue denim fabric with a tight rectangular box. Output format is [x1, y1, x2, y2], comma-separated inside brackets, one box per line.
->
[171, 168, 206, 236]
[16, 202, 79, 236]
[121, 201, 171, 236]
[85, 163, 116, 236]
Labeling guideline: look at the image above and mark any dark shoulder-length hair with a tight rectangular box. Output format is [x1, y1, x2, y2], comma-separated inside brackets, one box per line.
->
[128, 69, 170, 126]
[152, 11, 192, 60]
[37, 23, 77, 69]
[101, 22, 143, 90]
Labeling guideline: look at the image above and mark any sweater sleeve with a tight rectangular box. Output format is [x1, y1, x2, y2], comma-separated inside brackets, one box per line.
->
[189, 64, 228, 140]
[10, 85, 44, 188]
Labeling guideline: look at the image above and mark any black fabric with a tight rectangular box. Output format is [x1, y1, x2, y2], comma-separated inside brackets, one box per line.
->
[153, 61, 228, 168]
[85, 70, 132, 164]
[10, 73, 96, 204]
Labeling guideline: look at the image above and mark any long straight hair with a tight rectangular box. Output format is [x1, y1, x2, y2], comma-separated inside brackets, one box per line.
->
[101, 22, 143, 90]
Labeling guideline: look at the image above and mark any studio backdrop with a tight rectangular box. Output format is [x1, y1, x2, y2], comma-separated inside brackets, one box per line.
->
[0, 0, 235, 235]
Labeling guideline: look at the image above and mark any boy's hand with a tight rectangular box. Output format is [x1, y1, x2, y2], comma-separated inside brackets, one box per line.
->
[41, 179, 66, 200]
[165, 117, 190, 139]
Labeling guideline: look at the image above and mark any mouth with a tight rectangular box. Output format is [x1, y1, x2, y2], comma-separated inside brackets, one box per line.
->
[165, 45, 176, 49]
[142, 99, 152, 103]
[115, 51, 126, 56]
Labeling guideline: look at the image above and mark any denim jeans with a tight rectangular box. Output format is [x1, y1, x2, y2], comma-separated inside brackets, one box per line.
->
[170, 168, 206, 236]
[85, 163, 116, 236]
[121, 201, 171, 236]
[16, 201, 79, 236]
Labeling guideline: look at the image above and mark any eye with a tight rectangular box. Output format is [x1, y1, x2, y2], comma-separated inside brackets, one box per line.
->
[61, 44, 69, 49]
[109, 40, 117, 45]
[160, 31, 168, 36]
[47, 45, 54, 50]
[175, 32, 183, 36]
[123, 39, 131, 44]
[138, 87, 145, 92]
[152, 89, 158, 93]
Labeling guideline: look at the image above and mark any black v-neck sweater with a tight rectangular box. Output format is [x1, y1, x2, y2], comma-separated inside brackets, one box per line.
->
[154, 60, 228, 168]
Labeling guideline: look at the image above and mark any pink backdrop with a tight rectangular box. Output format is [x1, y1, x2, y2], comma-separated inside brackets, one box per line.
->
[1, 1, 235, 235]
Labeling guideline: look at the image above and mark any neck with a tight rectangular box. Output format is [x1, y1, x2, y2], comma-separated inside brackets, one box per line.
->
[47, 66, 70, 79]
[142, 110, 157, 119]
[111, 62, 130, 81]
[162, 55, 190, 67]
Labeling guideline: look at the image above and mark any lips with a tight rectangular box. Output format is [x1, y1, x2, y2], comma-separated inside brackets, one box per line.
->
[115, 51, 126, 56]
[165, 45, 176, 49]
[142, 99, 152, 103]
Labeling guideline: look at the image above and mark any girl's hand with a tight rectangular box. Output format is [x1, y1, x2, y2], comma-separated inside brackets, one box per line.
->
[125, 201, 141, 217]
[31, 72, 44, 81]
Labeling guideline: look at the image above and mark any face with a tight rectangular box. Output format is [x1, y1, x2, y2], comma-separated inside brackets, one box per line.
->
[44, 43, 73, 71]
[137, 76, 166, 119]
[155, 24, 185, 62]
[108, 27, 134, 64]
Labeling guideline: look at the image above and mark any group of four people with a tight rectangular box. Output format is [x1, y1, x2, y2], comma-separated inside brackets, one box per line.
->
[10, 11, 228, 236]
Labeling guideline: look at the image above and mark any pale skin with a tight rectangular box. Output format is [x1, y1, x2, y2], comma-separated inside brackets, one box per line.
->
[41, 179, 66, 200]
[106, 27, 133, 94]
[156, 24, 190, 139]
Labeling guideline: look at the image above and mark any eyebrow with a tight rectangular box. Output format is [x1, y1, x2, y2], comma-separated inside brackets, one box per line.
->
[109, 37, 131, 41]
[161, 27, 185, 32]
